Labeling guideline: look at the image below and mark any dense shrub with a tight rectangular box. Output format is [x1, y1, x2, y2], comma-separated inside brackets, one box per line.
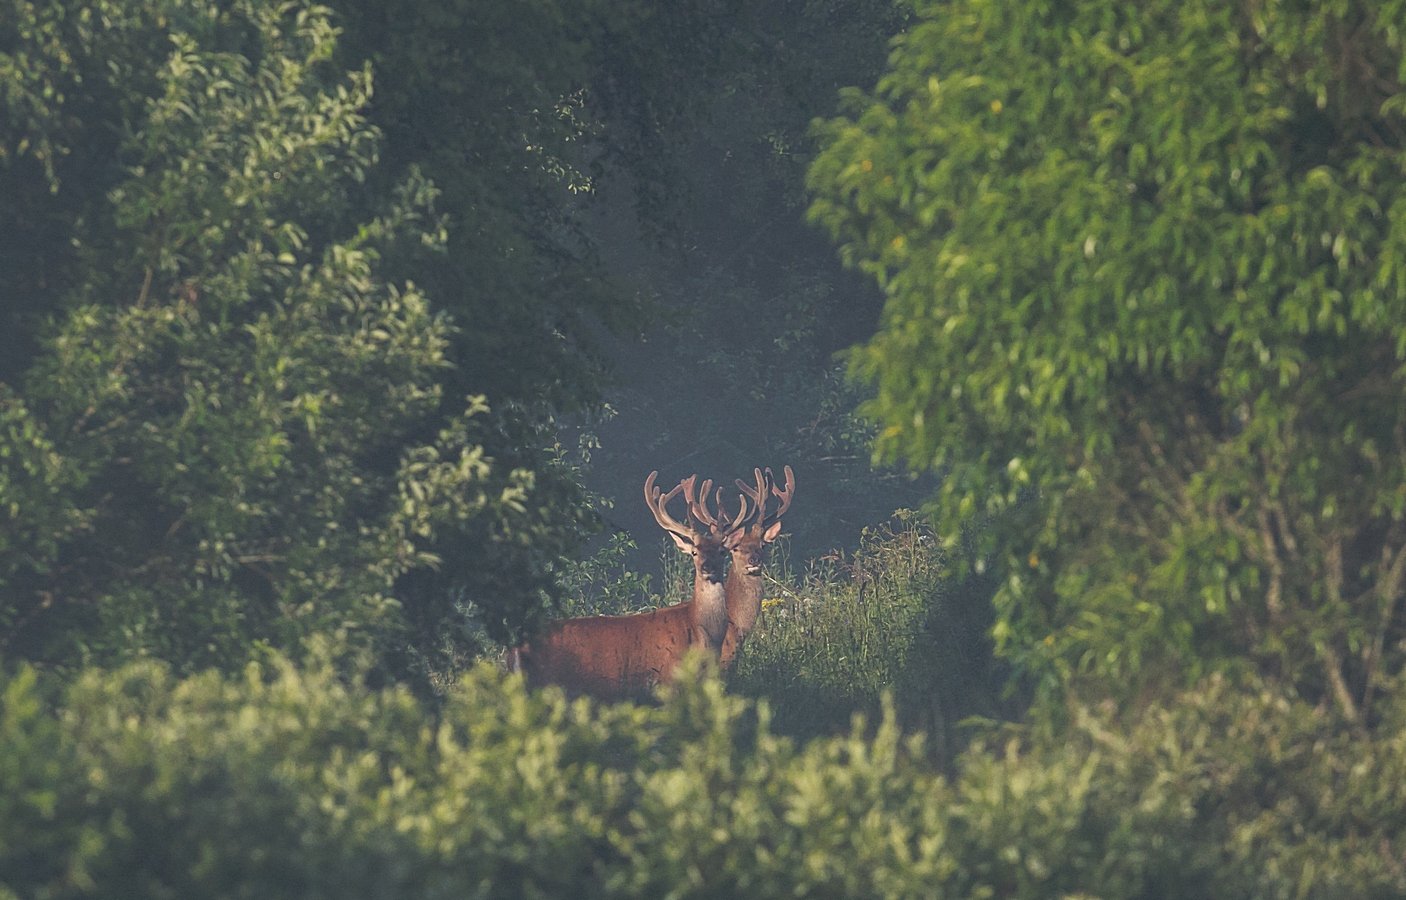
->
[0, 654, 945, 899]
[4, 654, 1405, 898]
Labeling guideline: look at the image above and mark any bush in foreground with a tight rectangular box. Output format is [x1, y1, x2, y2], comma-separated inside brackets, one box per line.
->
[3, 655, 1405, 898]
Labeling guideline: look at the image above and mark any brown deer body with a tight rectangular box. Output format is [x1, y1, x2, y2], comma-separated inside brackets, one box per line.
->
[508, 473, 732, 701]
[511, 599, 724, 700]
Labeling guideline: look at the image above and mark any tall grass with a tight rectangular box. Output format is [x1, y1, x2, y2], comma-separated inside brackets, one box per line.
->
[729, 512, 1008, 762]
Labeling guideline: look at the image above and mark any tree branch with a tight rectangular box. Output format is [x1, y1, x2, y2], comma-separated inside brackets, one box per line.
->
[1318, 638, 1361, 726]
[1319, 538, 1362, 725]
[1362, 535, 1406, 719]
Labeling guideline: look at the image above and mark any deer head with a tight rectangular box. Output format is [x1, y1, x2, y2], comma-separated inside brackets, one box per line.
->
[644, 470, 728, 589]
[694, 465, 795, 669]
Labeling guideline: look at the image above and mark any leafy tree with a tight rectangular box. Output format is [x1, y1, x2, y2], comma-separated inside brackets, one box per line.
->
[0, 0, 548, 677]
[810, 0, 1406, 719]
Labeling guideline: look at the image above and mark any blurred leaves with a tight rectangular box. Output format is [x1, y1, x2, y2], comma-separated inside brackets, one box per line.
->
[5, 656, 1406, 897]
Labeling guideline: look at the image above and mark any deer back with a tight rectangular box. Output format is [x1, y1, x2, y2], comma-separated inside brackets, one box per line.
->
[517, 603, 715, 701]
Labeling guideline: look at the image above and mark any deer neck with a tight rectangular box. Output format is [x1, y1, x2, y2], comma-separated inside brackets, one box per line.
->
[725, 560, 764, 640]
[693, 569, 729, 654]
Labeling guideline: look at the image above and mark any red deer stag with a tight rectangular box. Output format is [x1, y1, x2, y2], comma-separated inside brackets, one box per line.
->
[507, 472, 734, 701]
[694, 465, 795, 670]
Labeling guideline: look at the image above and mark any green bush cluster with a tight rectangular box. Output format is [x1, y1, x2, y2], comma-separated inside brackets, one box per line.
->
[0, 655, 944, 898]
[4, 657, 1405, 899]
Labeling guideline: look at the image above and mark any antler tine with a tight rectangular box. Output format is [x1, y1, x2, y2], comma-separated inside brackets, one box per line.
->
[692, 478, 719, 527]
[644, 471, 699, 540]
[765, 465, 795, 523]
[734, 467, 766, 504]
[731, 466, 793, 529]
[646, 470, 688, 516]
[711, 486, 728, 523]
[710, 486, 753, 531]
[684, 478, 719, 535]
[727, 489, 752, 529]
[644, 469, 661, 518]
[691, 478, 754, 540]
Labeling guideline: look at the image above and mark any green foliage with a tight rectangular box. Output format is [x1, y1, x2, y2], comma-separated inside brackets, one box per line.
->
[5, 657, 1406, 898]
[552, 532, 661, 618]
[0, 0, 546, 676]
[954, 674, 1406, 898]
[809, 0, 1406, 716]
[0, 655, 943, 899]
[730, 516, 1006, 758]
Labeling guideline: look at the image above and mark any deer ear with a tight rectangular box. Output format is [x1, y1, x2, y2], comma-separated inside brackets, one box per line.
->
[763, 519, 784, 542]
[668, 532, 694, 553]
